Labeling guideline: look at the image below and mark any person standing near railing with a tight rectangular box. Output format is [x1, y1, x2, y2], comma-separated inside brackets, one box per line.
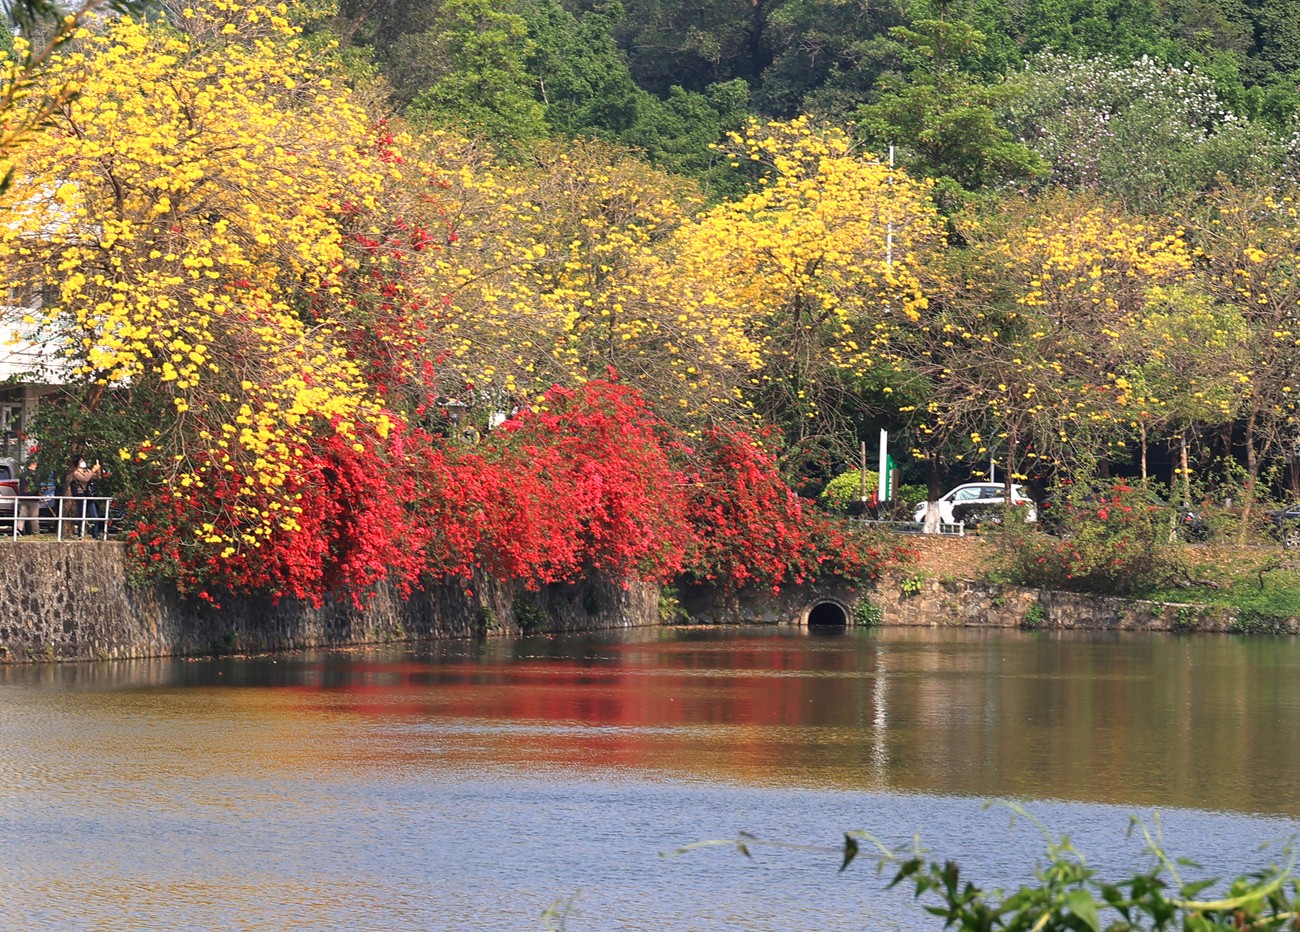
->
[85, 465, 109, 536]
[67, 457, 102, 537]
[17, 460, 40, 536]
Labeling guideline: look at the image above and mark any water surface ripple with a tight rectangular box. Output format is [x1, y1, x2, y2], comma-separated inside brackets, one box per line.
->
[0, 626, 1296, 929]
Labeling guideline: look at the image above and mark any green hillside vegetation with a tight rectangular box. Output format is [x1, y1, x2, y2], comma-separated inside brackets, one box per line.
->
[331, 0, 1300, 198]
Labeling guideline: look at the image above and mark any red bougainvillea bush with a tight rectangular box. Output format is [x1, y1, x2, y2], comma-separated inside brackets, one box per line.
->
[1000, 481, 1187, 595]
[125, 377, 897, 606]
[679, 427, 900, 594]
[126, 379, 692, 605]
[463, 379, 693, 588]
[125, 416, 441, 607]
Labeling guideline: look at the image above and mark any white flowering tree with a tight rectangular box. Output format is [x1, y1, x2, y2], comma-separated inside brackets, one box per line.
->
[1002, 53, 1291, 210]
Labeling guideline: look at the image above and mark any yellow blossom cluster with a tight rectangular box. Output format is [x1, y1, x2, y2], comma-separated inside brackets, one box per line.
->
[0, 0, 404, 557]
[995, 195, 1192, 315]
[414, 135, 705, 411]
[902, 193, 1196, 479]
[646, 117, 943, 435]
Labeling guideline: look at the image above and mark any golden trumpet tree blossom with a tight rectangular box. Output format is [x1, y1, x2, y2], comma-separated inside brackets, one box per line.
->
[906, 192, 1191, 482]
[1184, 186, 1300, 516]
[1109, 285, 1248, 484]
[0, 1, 413, 581]
[417, 136, 702, 415]
[648, 117, 944, 465]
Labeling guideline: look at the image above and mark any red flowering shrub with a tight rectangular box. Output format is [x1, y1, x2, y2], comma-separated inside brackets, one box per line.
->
[680, 428, 899, 593]
[126, 379, 692, 604]
[219, 427, 437, 603]
[125, 377, 899, 605]
[1000, 481, 1187, 595]
[469, 380, 692, 586]
[127, 418, 441, 607]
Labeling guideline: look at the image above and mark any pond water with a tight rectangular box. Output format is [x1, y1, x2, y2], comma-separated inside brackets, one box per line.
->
[1, 626, 1298, 929]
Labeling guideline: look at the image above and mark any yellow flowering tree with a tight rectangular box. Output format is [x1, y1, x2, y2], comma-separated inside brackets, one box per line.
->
[1110, 286, 1249, 489]
[647, 117, 944, 472]
[0, 0, 424, 600]
[1185, 185, 1300, 521]
[413, 135, 703, 422]
[905, 192, 1192, 494]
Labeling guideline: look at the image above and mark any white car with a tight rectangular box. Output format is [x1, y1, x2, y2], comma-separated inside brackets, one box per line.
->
[913, 482, 1037, 525]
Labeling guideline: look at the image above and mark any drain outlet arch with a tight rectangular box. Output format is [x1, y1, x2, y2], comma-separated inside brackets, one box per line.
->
[805, 600, 849, 627]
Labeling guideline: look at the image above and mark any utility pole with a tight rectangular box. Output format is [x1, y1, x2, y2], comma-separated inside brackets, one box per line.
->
[859, 441, 868, 503]
[886, 146, 894, 270]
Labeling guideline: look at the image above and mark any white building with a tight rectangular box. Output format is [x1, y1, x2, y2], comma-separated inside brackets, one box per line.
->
[0, 287, 70, 460]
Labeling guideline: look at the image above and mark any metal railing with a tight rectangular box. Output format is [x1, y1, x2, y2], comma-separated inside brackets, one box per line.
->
[849, 517, 967, 537]
[1, 495, 115, 540]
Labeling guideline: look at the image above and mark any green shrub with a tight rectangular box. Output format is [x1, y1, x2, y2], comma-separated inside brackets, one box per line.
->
[896, 483, 928, 510]
[658, 586, 688, 623]
[475, 605, 500, 633]
[818, 469, 877, 512]
[853, 598, 883, 626]
[513, 597, 549, 634]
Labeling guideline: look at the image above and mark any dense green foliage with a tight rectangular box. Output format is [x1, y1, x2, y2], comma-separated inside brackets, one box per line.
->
[332, 0, 1300, 194]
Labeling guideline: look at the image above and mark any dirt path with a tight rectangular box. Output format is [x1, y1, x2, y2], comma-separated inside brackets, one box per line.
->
[897, 534, 996, 581]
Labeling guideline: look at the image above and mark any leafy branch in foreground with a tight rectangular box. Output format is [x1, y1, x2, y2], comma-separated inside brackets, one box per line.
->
[664, 803, 1300, 930]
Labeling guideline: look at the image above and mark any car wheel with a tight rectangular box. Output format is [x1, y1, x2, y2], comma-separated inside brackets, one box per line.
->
[1283, 525, 1300, 549]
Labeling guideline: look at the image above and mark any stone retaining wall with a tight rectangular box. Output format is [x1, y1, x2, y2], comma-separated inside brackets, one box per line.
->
[675, 579, 870, 625]
[679, 572, 1283, 634]
[870, 575, 1252, 633]
[3, 542, 1289, 663]
[0, 542, 659, 661]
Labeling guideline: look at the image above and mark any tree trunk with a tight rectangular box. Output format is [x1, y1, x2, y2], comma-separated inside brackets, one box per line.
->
[1139, 422, 1148, 482]
[1179, 432, 1191, 505]
[747, 0, 772, 82]
[1240, 411, 1260, 543]
[1003, 423, 1016, 510]
[923, 450, 942, 533]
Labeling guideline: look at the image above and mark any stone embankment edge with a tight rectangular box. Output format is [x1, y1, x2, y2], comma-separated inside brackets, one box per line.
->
[870, 574, 1258, 633]
[2, 544, 1288, 663]
[0, 542, 659, 662]
[679, 573, 1289, 634]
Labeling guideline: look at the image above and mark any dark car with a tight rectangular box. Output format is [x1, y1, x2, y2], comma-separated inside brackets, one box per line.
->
[1175, 504, 1212, 542]
[1270, 504, 1300, 548]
